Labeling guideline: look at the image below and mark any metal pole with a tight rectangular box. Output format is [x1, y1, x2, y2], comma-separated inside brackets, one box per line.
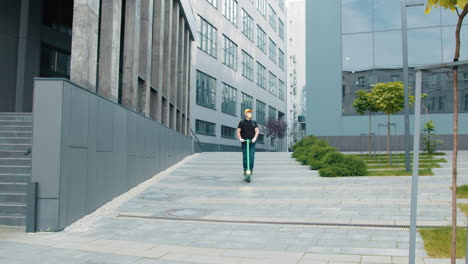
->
[409, 70, 422, 264]
[401, 1, 411, 172]
[402, 0, 426, 173]
[466, 217, 468, 264]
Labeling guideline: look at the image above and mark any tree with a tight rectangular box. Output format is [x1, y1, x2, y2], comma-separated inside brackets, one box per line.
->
[352, 89, 380, 156]
[425, 1, 468, 262]
[266, 119, 287, 151]
[368, 82, 415, 165]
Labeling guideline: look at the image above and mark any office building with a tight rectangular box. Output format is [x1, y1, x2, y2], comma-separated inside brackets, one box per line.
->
[191, 0, 288, 151]
[286, 0, 306, 149]
[0, 0, 196, 229]
[306, 0, 468, 150]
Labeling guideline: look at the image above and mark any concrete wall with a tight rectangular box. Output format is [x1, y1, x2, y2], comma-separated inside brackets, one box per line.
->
[31, 79, 192, 231]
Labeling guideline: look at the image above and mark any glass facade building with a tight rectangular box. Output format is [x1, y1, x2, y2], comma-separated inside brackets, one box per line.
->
[341, 0, 468, 115]
[306, 0, 468, 150]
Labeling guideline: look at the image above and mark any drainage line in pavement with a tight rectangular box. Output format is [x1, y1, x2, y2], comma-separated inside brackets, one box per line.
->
[116, 214, 456, 229]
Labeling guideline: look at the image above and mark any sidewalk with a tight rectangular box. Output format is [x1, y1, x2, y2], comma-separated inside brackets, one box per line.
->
[1, 151, 468, 264]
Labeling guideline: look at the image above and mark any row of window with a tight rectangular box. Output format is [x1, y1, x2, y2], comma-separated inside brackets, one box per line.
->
[198, 16, 285, 72]
[196, 119, 266, 143]
[196, 71, 282, 124]
[216, 0, 285, 40]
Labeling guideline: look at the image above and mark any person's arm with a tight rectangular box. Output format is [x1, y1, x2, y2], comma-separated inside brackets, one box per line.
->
[252, 127, 260, 143]
[236, 128, 244, 142]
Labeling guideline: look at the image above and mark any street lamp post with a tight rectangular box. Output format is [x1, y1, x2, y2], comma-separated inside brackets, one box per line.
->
[401, 1, 425, 263]
[402, 0, 425, 173]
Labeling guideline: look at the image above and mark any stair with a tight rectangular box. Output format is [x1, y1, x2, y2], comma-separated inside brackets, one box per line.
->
[0, 113, 32, 227]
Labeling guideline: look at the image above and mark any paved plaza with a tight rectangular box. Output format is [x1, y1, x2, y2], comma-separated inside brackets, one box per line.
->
[1, 151, 468, 263]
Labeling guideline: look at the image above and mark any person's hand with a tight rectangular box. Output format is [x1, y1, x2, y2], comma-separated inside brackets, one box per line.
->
[252, 137, 257, 143]
[239, 138, 245, 143]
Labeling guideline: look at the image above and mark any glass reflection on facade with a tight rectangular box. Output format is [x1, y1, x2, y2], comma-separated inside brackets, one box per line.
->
[341, 0, 468, 115]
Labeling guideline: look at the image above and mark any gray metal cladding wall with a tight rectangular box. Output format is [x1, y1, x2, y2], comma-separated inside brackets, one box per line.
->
[31, 79, 192, 231]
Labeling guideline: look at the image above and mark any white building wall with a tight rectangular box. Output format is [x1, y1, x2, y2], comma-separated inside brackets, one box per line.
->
[287, 0, 305, 147]
[191, 0, 288, 151]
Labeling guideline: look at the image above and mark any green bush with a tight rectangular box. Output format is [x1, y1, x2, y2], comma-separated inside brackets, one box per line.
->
[341, 155, 367, 176]
[321, 152, 347, 167]
[307, 145, 336, 169]
[319, 156, 367, 177]
[319, 165, 351, 177]
[292, 135, 367, 177]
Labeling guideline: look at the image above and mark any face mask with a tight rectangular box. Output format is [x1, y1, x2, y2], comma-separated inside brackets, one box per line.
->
[246, 113, 252, 119]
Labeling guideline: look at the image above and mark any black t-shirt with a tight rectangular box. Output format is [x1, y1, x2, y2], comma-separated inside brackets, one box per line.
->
[237, 119, 258, 140]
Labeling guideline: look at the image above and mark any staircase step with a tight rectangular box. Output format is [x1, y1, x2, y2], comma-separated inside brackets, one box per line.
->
[0, 166, 30, 174]
[0, 174, 30, 183]
[0, 126, 32, 132]
[0, 158, 30, 166]
[0, 183, 28, 193]
[0, 137, 31, 144]
[0, 131, 32, 137]
[0, 116, 32, 121]
[0, 193, 27, 203]
[0, 144, 31, 151]
[0, 121, 32, 127]
[0, 203, 26, 215]
[0, 151, 30, 159]
[0, 215, 26, 226]
[0, 112, 32, 115]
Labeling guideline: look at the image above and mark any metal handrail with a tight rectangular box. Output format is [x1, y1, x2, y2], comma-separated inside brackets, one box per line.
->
[190, 129, 201, 143]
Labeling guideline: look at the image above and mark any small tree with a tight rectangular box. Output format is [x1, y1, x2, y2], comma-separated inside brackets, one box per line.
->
[368, 82, 415, 165]
[352, 89, 380, 156]
[422, 120, 444, 154]
[266, 119, 287, 151]
[425, 2, 468, 261]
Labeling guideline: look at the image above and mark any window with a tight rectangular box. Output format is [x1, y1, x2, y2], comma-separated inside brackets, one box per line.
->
[40, 45, 71, 77]
[242, 9, 254, 41]
[390, 74, 400, 82]
[269, 5, 277, 31]
[278, 0, 285, 12]
[357, 76, 365, 85]
[223, 35, 238, 70]
[42, 0, 73, 36]
[278, 49, 285, 70]
[256, 0, 266, 16]
[256, 62, 267, 89]
[257, 134, 265, 144]
[242, 50, 254, 81]
[222, 83, 237, 116]
[278, 80, 285, 101]
[269, 72, 277, 95]
[257, 25, 266, 53]
[198, 16, 217, 58]
[256, 100, 266, 125]
[196, 120, 216, 136]
[223, 0, 238, 26]
[465, 94, 468, 110]
[268, 106, 277, 121]
[278, 18, 285, 41]
[269, 38, 277, 63]
[206, 0, 217, 8]
[464, 73, 468, 83]
[438, 96, 445, 111]
[196, 71, 216, 109]
[221, 126, 237, 139]
[241, 92, 253, 117]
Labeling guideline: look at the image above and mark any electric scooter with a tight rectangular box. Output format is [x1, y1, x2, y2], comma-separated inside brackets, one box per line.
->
[244, 139, 252, 183]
